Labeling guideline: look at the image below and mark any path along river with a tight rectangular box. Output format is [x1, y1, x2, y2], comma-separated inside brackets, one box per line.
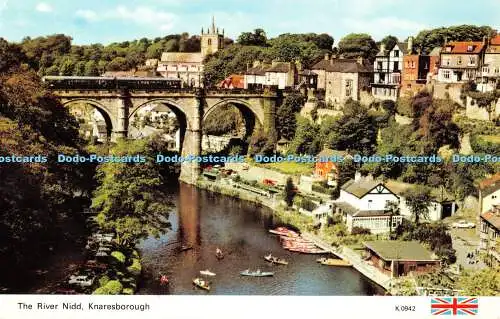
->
[137, 183, 384, 295]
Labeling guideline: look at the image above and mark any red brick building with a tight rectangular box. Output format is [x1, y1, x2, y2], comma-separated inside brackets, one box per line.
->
[401, 55, 431, 96]
[314, 149, 349, 186]
[364, 241, 440, 278]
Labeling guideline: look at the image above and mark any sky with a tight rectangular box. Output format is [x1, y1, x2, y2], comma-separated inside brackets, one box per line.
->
[0, 0, 499, 45]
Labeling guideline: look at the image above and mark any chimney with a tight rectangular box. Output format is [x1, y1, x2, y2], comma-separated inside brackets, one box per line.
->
[379, 43, 386, 55]
[354, 171, 362, 182]
[444, 36, 448, 45]
[356, 56, 363, 65]
[408, 36, 413, 54]
[252, 60, 261, 68]
[483, 36, 487, 45]
[324, 53, 330, 60]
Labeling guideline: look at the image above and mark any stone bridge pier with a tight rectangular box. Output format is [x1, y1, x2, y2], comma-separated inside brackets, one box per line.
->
[55, 88, 278, 185]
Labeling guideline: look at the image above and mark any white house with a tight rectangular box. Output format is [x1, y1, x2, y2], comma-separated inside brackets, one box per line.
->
[244, 61, 296, 90]
[334, 173, 402, 234]
[385, 180, 457, 222]
[372, 40, 410, 101]
[478, 173, 500, 215]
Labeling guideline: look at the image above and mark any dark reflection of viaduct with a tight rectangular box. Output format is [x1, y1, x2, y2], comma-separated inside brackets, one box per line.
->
[177, 183, 201, 247]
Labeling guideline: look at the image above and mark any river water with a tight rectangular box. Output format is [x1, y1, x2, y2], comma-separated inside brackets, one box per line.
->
[137, 183, 384, 295]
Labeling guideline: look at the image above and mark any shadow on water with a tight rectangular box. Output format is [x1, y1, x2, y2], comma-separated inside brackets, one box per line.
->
[137, 182, 385, 296]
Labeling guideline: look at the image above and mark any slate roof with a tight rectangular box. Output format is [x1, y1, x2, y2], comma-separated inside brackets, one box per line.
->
[442, 41, 485, 54]
[335, 201, 394, 217]
[481, 206, 500, 230]
[478, 173, 500, 197]
[266, 62, 292, 73]
[364, 241, 438, 261]
[160, 52, 204, 63]
[491, 36, 500, 45]
[311, 59, 372, 73]
[246, 66, 267, 75]
[341, 178, 383, 198]
[317, 148, 349, 158]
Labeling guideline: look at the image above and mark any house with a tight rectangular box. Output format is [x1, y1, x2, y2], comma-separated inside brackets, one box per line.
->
[364, 241, 440, 278]
[437, 40, 486, 83]
[244, 61, 268, 90]
[401, 48, 436, 96]
[297, 69, 318, 90]
[372, 39, 411, 101]
[478, 173, 500, 215]
[479, 204, 500, 267]
[385, 180, 457, 222]
[311, 57, 372, 107]
[478, 35, 500, 92]
[244, 61, 297, 90]
[157, 17, 224, 87]
[333, 174, 403, 234]
[314, 148, 349, 187]
[218, 74, 244, 89]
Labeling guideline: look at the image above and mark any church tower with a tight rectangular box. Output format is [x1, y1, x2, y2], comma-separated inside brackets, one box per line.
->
[201, 16, 224, 57]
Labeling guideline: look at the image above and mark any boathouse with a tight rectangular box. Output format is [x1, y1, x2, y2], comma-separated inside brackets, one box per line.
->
[363, 241, 440, 278]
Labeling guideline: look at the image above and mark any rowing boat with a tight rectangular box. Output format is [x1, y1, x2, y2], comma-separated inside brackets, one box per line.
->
[317, 258, 352, 267]
[240, 269, 274, 277]
[193, 278, 210, 290]
[269, 227, 299, 237]
[200, 269, 216, 276]
[264, 254, 288, 265]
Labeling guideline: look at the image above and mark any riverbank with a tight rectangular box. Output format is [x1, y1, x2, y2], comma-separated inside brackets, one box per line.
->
[195, 178, 393, 294]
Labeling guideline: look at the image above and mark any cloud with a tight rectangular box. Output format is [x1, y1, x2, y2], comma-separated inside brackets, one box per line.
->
[74, 5, 176, 31]
[76, 9, 98, 22]
[36, 2, 53, 13]
[342, 17, 428, 39]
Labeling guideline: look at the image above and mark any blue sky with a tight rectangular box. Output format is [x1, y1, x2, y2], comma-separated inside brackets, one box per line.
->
[0, 0, 499, 45]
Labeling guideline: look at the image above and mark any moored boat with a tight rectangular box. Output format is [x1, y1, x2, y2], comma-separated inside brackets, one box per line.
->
[192, 278, 210, 290]
[269, 227, 299, 237]
[240, 269, 274, 277]
[180, 245, 193, 252]
[264, 254, 288, 265]
[200, 269, 216, 276]
[317, 258, 352, 266]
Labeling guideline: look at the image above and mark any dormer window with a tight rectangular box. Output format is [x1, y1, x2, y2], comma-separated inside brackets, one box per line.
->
[446, 46, 452, 52]
[467, 45, 474, 52]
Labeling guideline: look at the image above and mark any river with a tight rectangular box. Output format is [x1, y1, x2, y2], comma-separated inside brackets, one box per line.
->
[137, 183, 384, 295]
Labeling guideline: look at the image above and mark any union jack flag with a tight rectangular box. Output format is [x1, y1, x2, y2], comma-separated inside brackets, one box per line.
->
[431, 297, 478, 315]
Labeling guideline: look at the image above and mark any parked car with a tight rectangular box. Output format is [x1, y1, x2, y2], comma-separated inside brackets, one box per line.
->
[451, 220, 475, 229]
[68, 275, 94, 287]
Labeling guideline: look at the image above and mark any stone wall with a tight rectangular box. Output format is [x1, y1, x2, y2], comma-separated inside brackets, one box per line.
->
[465, 96, 500, 121]
[432, 82, 464, 106]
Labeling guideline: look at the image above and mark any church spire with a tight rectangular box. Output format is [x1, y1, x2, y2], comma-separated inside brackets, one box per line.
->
[211, 15, 216, 33]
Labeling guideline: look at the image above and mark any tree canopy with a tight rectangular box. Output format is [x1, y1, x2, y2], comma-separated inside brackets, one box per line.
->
[337, 33, 378, 61]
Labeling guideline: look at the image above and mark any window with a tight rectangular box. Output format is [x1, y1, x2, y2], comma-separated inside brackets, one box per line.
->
[208, 39, 212, 46]
[457, 56, 462, 65]
[443, 70, 451, 79]
[495, 67, 500, 74]
[377, 61, 383, 70]
[467, 45, 474, 52]
[445, 46, 452, 52]
[394, 61, 399, 71]
[394, 50, 399, 57]
[345, 79, 353, 97]
[469, 56, 476, 65]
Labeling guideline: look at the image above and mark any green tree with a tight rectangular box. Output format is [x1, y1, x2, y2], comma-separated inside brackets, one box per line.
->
[91, 140, 172, 248]
[237, 28, 268, 46]
[338, 33, 378, 61]
[402, 186, 432, 224]
[385, 200, 399, 238]
[457, 267, 500, 296]
[276, 93, 305, 140]
[84, 60, 99, 76]
[106, 57, 130, 71]
[283, 177, 295, 207]
[289, 115, 319, 155]
[380, 35, 399, 51]
[0, 38, 25, 72]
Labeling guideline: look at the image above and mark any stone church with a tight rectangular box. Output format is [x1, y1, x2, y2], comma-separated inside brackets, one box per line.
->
[157, 17, 224, 87]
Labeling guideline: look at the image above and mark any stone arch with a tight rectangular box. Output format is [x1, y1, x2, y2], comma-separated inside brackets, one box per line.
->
[62, 99, 114, 140]
[129, 99, 190, 153]
[203, 99, 264, 139]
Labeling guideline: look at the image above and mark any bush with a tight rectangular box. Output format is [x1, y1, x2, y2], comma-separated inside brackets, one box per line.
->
[298, 197, 318, 212]
[98, 275, 110, 287]
[396, 97, 413, 117]
[111, 251, 126, 264]
[122, 288, 134, 295]
[470, 135, 500, 154]
[351, 226, 371, 235]
[127, 258, 142, 277]
[92, 280, 123, 295]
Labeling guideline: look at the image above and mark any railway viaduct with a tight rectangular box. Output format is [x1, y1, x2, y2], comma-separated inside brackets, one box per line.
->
[50, 87, 279, 185]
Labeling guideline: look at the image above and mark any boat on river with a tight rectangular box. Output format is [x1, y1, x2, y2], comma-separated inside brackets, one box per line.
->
[269, 227, 299, 237]
[200, 269, 216, 276]
[264, 254, 288, 265]
[192, 278, 210, 291]
[288, 247, 329, 254]
[180, 245, 193, 252]
[317, 258, 352, 267]
[240, 269, 274, 277]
